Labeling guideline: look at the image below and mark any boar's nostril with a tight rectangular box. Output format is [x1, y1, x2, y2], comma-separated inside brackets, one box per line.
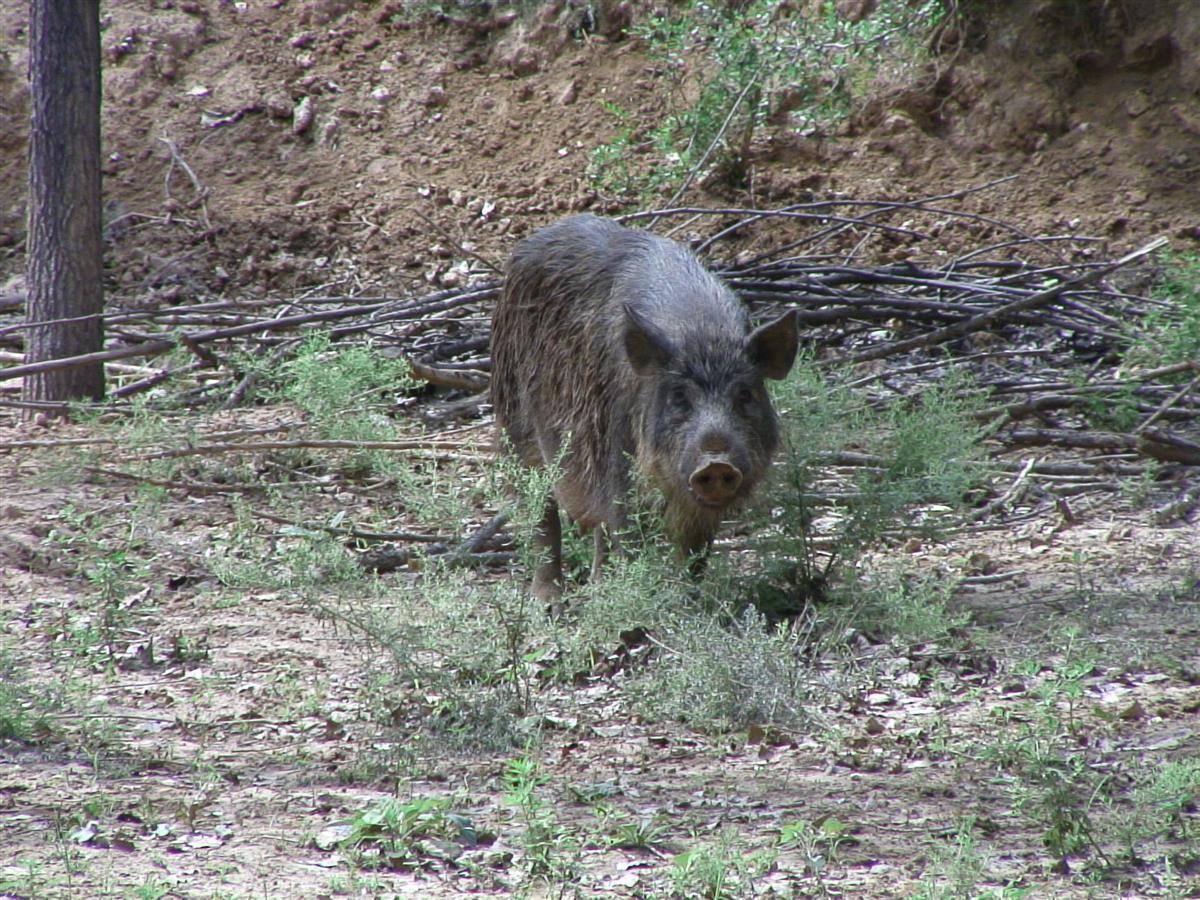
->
[689, 459, 743, 506]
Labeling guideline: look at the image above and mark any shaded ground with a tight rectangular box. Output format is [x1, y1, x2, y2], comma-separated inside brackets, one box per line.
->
[1, 408, 1198, 896]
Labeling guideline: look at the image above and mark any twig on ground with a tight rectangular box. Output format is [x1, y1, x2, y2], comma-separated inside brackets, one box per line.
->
[1153, 480, 1200, 524]
[841, 237, 1168, 365]
[406, 358, 490, 392]
[85, 466, 271, 494]
[128, 438, 488, 463]
[250, 508, 444, 543]
[1133, 370, 1200, 435]
[969, 456, 1039, 522]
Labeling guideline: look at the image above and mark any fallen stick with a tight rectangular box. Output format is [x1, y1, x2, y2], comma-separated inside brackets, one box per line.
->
[129, 438, 490, 462]
[0, 301, 393, 382]
[1134, 371, 1200, 435]
[406, 358, 490, 392]
[1153, 481, 1200, 524]
[251, 508, 444, 543]
[0, 350, 163, 377]
[968, 456, 1039, 523]
[1007, 427, 1200, 466]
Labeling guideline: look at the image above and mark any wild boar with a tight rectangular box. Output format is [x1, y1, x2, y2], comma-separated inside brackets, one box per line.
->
[491, 214, 799, 601]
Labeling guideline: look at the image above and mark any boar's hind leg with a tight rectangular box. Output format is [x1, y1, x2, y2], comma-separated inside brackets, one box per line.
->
[531, 496, 564, 608]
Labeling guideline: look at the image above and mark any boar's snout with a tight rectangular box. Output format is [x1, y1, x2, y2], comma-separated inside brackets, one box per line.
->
[689, 456, 744, 507]
[687, 429, 749, 507]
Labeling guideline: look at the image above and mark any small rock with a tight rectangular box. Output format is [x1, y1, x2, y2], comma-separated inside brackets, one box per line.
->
[1119, 700, 1146, 722]
[965, 552, 995, 576]
[421, 85, 448, 108]
[292, 96, 314, 135]
[1122, 31, 1175, 71]
[1172, 104, 1200, 137]
[314, 824, 352, 851]
[505, 46, 543, 77]
[877, 111, 915, 136]
[1125, 90, 1152, 118]
[265, 96, 292, 119]
[558, 79, 578, 106]
[318, 117, 340, 147]
[599, 1, 633, 38]
[836, 0, 878, 22]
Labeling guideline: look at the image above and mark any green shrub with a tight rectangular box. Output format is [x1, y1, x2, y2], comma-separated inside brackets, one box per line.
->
[748, 355, 987, 613]
[1133, 252, 1200, 373]
[591, 0, 947, 196]
[276, 332, 420, 475]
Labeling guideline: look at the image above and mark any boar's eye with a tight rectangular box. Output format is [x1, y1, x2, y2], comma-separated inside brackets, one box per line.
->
[668, 386, 691, 412]
[736, 386, 758, 408]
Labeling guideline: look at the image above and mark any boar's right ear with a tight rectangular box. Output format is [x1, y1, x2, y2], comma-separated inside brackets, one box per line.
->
[746, 309, 799, 380]
[623, 304, 676, 375]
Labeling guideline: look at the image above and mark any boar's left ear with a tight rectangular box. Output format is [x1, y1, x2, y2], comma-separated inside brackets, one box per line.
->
[623, 304, 677, 375]
[746, 309, 799, 380]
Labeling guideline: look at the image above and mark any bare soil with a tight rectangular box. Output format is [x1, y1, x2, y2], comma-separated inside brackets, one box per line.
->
[2, 1, 1199, 897]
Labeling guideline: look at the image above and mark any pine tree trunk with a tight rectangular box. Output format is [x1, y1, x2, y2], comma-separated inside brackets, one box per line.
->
[23, 0, 105, 414]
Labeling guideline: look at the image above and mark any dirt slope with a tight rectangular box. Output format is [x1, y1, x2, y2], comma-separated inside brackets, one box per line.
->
[1, 0, 1198, 307]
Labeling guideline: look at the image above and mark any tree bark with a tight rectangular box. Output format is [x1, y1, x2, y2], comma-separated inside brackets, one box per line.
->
[23, 0, 105, 413]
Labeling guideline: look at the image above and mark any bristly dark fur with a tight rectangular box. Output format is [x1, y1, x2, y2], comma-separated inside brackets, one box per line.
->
[490, 214, 798, 597]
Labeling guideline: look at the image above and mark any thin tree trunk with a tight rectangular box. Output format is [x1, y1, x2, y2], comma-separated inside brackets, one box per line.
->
[23, 0, 104, 413]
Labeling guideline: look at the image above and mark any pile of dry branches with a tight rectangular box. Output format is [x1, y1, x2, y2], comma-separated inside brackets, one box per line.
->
[2, 194, 1198, 523]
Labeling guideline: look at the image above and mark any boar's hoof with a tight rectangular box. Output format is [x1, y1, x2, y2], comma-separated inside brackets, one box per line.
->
[532, 570, 564, 617]
[689, 458, 743, 507]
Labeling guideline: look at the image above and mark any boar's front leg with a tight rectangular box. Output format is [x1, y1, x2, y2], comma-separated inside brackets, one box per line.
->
[531, 496, 564, 608]
[679, 521, 718, 580]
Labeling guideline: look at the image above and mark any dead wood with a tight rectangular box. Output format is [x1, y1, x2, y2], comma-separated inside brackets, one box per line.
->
[251, 508, 444, 544]
[407, 358, 490, 392]
[838, 238, 1167, 365]
[130, 438, 488, 463]
[4, 199, 1197, 557]
[1007, 428, 1200, 466]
